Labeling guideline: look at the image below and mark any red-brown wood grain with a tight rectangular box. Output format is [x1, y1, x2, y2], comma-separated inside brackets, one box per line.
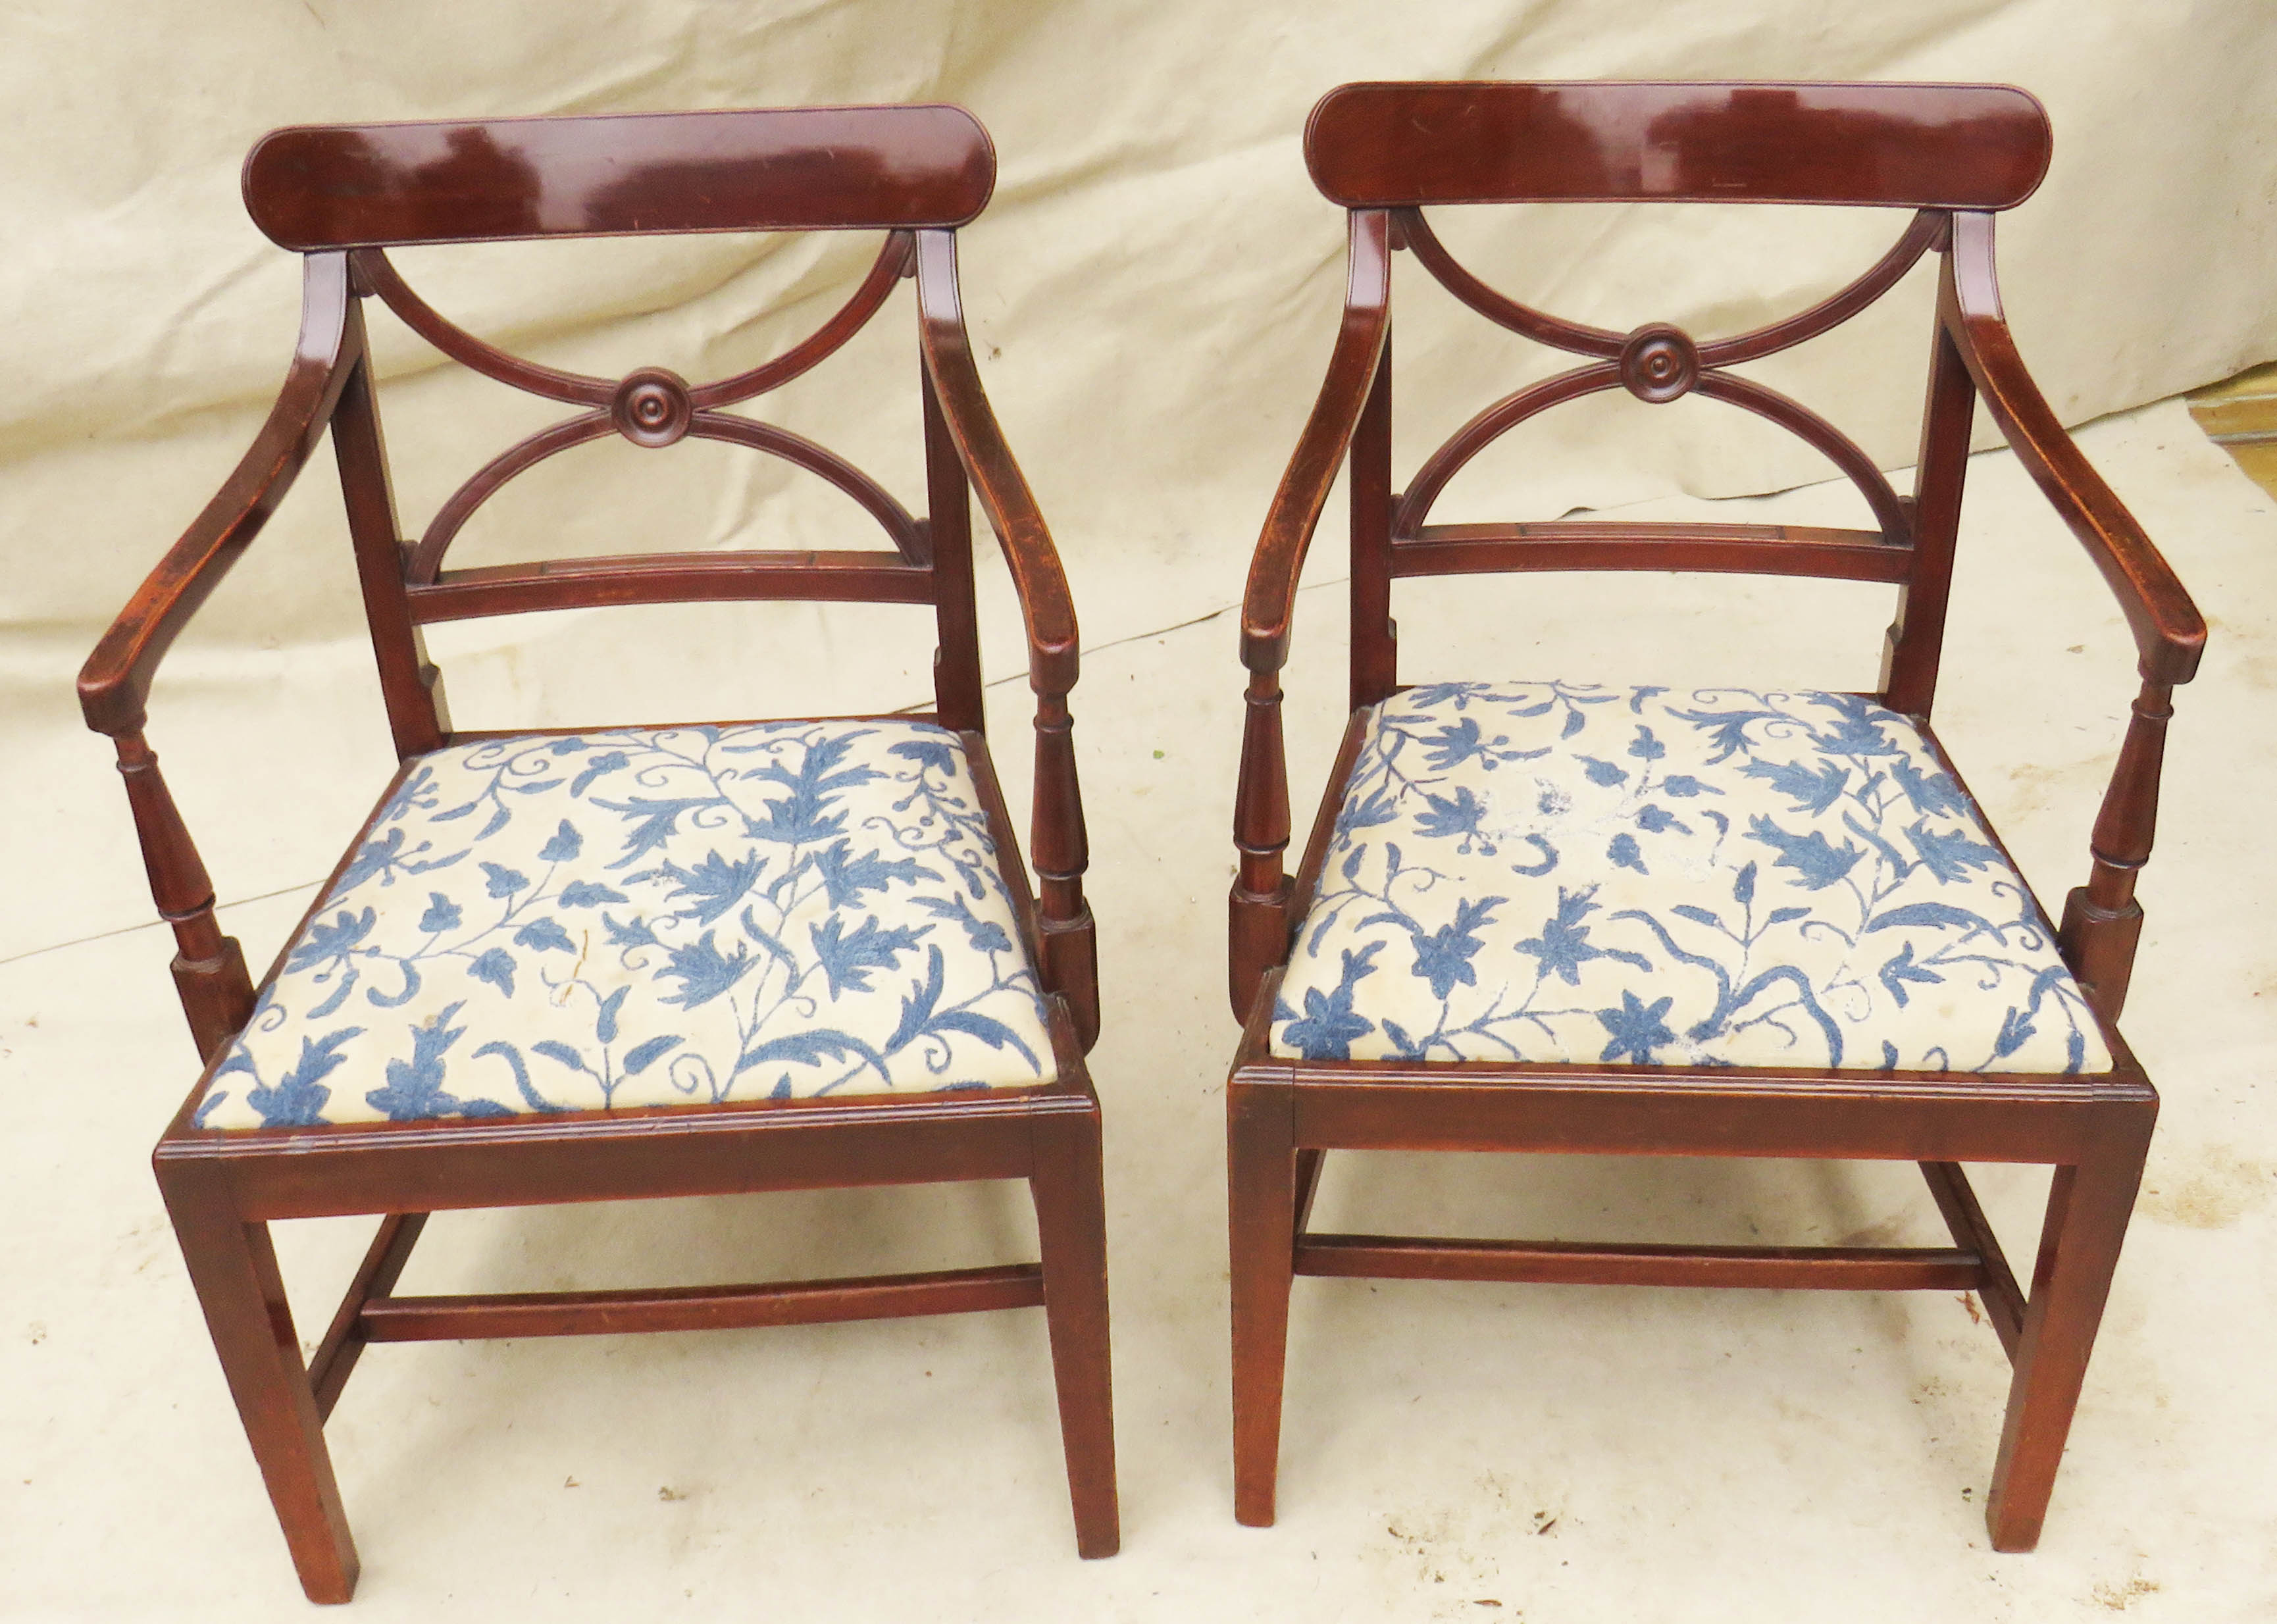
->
[86, 103, 1115, 1601]
[1228, 78, 2192, 1559]
[246, 106, 995, 249]
[1308, 81, 2053, 210]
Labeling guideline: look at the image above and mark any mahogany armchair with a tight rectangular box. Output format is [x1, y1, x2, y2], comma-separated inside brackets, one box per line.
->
[80, 106, 1114, 1601]
[1227, 82, 2202, 1550]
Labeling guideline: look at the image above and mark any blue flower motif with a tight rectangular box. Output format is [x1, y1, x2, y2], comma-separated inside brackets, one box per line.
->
[1274, 943, 1382, 1060]
[1596, 990, 1677, 1065]
[1408, 896, 1502, 999]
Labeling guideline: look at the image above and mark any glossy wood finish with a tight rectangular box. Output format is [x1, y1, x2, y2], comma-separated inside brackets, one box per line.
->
[245, 106, 994, 248]
[1308, 82, 2052, 209]
[81, 105, 1113, 1601]
[1229, 80, 2195, 1554]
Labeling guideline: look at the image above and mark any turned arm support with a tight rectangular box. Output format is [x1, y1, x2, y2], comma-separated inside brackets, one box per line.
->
[1943, 213, 2206, 1019]
[1228, 211, 1391, 1022]
[913, 230, 1097, 1048]
[74, 254, 357, 1061]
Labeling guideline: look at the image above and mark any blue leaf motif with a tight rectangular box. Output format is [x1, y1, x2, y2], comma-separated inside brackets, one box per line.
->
[1660, 774, 1720, 798]
[809, 915, 929, 999]
[596, 986, 627, 1044]
[1670, 904, 1722, 928]
[1413, 786, 1491, 851]
[513, 917, 575, 953]
[887, 736, 959, 775]
[1607, 832, 1647, 875]
[1626, 725, 1666, 761]
[364, 1003, 488, 1121]
[470, 1041, 564, 1111]
[569, 751, 630, 797]
[560, 879, 629, 908]
[249, 1028, 363, 1128]
[909, 894, 1014, 955]
[1732, 861, 1757, 906]
[656, 850, 763, 923]
[732, 1028, 888, 1082]
[480, 862, 530, 898]
[287, 908, 377, 973]
[538, 820, 583, 863]
[1864, 901, 1991, 934]
[1905, 821, 2001, 885]
[468, 948, 516, 998]
[1891, 756, 1970, 817]
[658, 930, 756, 1009]
[1991, 1005, 2035, 1059]
[1739, 757, 1849, 815]
[418, 892, 463, 935]
[1577, 755, 1628, 788]
[532, 1039, 589, 1072]
[1744, 817, 1862, 890]
[1877, 942, 1945, 1007]
[816, 841, 936, 909]
[623, 1034, 684, 1075]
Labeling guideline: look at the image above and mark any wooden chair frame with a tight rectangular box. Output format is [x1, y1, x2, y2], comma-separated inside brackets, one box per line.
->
[1226, 82, 2204, 1550]
[78, 106, 1114, 1602]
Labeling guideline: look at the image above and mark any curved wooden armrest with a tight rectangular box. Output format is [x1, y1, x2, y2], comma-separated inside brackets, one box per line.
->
[914, 229, 1079, 699]
[911, 230, 1097, 1047]
[78, 253, 359, 738]
[1945, 212, 2205, 687]
[1239, 208, 1392, 675]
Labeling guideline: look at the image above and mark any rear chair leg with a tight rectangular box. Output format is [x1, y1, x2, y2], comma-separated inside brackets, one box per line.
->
[1984, 1116, 2155, 1552]
[1229, 1080, 1297, 1526]
[157, 1165, 359, 1603]
[1031, 1105, 1120, 1558]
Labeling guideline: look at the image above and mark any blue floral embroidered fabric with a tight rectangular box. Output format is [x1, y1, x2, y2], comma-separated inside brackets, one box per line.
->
[197, 722, 1056, 1130]
[1272, 684, 2109, 1075]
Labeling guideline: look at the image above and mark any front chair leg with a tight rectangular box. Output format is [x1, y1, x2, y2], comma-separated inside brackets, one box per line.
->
[1228, 1079, 1297, 1527]
[1030, 1104, 1120, 1558]
[1984, 1114, 2155, 1552]
[157, 1165, 359, 1602]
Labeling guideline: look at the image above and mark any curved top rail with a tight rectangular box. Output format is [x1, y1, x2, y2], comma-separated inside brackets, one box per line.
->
[1398, 208, 1624, 357]
[353, 230, 916, 411]
[1400, 205, 1942, 367]
[1308, 81, 2051, 211]
[246, 105, 996, 250]
[355, 248, 613, 405]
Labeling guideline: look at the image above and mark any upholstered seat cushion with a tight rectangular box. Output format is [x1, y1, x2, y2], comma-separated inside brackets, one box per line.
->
[1273, 683, 2110, 1075]
[197, 721, 1057, 1130]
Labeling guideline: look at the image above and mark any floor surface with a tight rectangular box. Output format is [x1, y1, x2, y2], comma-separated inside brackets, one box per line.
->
[4, 397, 2274, 1621]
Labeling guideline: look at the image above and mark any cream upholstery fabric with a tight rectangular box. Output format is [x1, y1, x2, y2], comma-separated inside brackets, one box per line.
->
[1273, 684, 2110, 1075]
[197, 721, 1056, 1129]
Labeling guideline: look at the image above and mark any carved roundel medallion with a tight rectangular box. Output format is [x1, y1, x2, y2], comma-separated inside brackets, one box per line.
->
[611, 366, 694, 447]
[1619, 323, 1700, 404]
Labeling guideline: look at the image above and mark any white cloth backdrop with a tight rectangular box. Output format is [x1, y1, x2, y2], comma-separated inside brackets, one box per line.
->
[3, 0, 2274, 688]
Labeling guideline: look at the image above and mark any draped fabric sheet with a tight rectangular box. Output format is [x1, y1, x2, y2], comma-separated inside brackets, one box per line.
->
[3, 0, 2274, 694]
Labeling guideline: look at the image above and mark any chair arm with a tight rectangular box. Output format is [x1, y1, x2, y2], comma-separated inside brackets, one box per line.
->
[914, 229, 1079, 699]
[1227, 210, 1391, 1021]
[912, 230, 1097, 1048]
[1944, 212, 2205, 688]
[1945, 213, 2207, 1020]
[77, 252, 358, 738]
[1239, 208, 1392, 676]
